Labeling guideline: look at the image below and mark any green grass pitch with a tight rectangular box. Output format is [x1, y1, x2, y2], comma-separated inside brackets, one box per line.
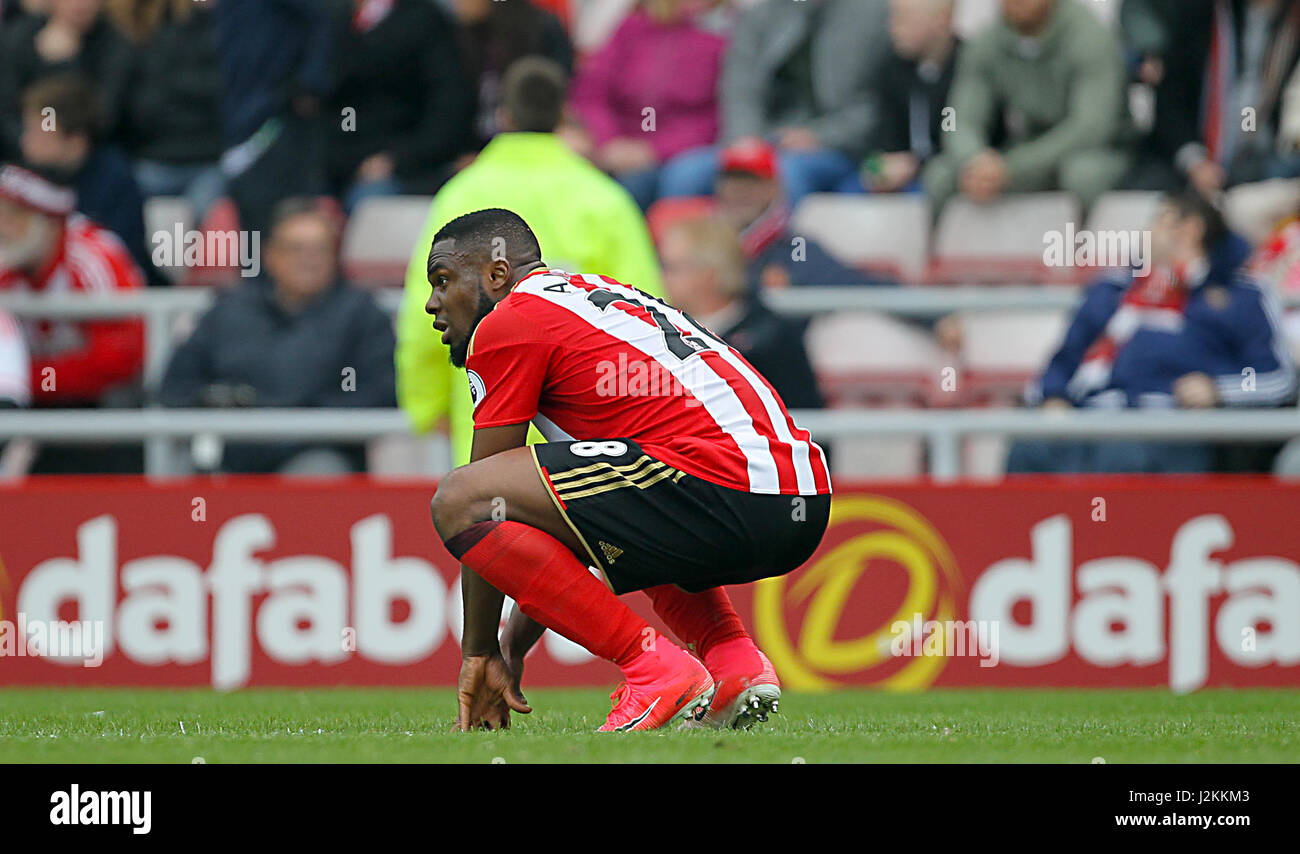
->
[1, 688, 1296, 763]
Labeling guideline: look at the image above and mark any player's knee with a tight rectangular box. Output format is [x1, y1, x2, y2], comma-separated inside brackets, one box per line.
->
[430, 470, 474, 542]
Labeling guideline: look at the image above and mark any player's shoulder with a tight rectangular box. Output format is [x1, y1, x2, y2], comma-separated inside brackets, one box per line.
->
[513, 269, 649, 302]
[468, 279, 570, 357]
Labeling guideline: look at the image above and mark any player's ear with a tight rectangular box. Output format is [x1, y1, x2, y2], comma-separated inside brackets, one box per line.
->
[486, 255, 512, 295]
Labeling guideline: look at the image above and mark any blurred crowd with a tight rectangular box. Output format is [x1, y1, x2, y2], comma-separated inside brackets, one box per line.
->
[1, 0, 1299, 478]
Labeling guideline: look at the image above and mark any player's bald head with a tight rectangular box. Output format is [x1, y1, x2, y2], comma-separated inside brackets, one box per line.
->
[427, 208, 542, 274]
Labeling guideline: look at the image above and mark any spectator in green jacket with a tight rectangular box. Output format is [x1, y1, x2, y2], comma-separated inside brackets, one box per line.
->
[396, 56, 663, 467]
[922, 0, 1132, 212]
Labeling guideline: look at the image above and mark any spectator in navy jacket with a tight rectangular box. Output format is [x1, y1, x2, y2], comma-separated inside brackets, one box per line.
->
[159, 198, 396, 475]
[1008, 192, 1297, 474]
[112, 0, 225, 225]
[212, 0, 336, 237]
[325, 0, 472, 211]
[453, 0, 573, 150]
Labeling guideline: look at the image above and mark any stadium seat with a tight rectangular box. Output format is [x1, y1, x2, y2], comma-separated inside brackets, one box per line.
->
[963, 435, 1012, 479]
[143, 196, 195, 284]
[341, 195, 435, 289]
[829, 432, 929, 480]
[931, 193, 1082, 284]
[957, 309, 1070, 405]
[791, 193, 931, 281]
[184, 197, 244, 288]
[1085, 190, 1163, 236]
[803, 300, 934, 478]
[806, 311, 950, 407]
[1224, 178, 1300, 245]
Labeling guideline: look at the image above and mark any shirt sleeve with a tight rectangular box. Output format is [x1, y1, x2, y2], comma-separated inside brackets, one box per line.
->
[464, 303, 557, 429]
[1213, 285, 1297, 407]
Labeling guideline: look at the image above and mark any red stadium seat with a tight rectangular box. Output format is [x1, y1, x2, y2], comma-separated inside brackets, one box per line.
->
[341, 195, 435, 289]
[957, 310, 1070, 406]
[184, 197, 243, 288]
[806, 311, 950, 407]
[930, 193, 1086, 285]
[791, 193, 931, 282]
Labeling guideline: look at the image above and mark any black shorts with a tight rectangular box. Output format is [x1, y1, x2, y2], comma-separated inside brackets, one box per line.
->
[531, 439, 831, 594]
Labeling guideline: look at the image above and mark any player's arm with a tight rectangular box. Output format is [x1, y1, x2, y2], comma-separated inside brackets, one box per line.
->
[459, 421, 531, 656]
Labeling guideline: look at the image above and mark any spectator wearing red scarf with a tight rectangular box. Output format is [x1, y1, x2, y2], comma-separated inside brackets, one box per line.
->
[1010, 192, 1296, 474]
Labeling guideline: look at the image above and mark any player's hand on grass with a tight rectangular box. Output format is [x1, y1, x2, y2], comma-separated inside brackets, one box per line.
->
[454, 653, 532, 732]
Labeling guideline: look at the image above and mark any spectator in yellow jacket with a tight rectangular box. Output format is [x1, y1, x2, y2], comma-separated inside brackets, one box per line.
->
[396, 57, 663, 465]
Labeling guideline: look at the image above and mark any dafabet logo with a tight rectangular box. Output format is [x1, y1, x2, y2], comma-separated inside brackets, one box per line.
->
[754, 496, 963, 690]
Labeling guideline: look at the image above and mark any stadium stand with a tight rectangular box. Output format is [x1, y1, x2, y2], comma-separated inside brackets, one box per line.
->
[3, 0, 1299, 482]
[931, 192, 1081, 284]
[341, 195, 436, 289]
[790, 193, 931, 282]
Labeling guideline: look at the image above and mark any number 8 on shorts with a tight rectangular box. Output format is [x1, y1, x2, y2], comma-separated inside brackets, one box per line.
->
[570, 441, 629, 458]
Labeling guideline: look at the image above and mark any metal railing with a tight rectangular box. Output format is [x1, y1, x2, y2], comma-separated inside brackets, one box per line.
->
[2, 287, 1297, 478]
[5, 286, 1298, 387]
[1, 407, 1296, 480]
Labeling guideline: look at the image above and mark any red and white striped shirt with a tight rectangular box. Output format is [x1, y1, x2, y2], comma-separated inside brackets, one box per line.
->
[0, 215, 145, 404]
[466, 269, 831, 496]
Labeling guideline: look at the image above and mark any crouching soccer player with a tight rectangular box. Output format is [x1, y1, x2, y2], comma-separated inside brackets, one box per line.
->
[425, 209, 831, 732]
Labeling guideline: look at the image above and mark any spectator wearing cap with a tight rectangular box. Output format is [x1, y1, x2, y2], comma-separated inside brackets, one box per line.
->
[19, 73, 160, 286]
[1009, 192, 1296, 475]
[109, 0, 225, 225]
[0, 0, 134, 160]
[714, 140, 894, 290]
[324, 0, 473, 212]
[860, 0, 961, 194]
[159, 198, 396, 475]
[0, 163, 146, 472]
[568, 0, 727, 211]
[660, 212, 825, 411]
[658, 0, 889, 205]
[923, 0, 1132, 212]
